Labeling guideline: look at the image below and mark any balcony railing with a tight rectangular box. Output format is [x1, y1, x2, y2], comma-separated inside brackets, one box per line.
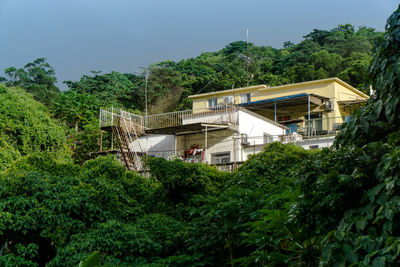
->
[100, 105, 239, 131]
[283, 116, 349, 137]
[99, 107, 145, 135]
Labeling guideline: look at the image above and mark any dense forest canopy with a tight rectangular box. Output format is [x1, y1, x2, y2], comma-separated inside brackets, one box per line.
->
[1, 7, 400, 266]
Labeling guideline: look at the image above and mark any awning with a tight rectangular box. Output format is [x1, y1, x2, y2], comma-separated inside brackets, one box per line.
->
[238, 93, 327, 111]
[144, 122, 230, 135]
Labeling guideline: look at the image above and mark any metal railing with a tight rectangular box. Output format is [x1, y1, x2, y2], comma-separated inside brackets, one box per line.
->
[99, 107, 145, 135]
[100, 105, 239, 131]
[145, 105, 238, 129]
[283, 116, 348, 137]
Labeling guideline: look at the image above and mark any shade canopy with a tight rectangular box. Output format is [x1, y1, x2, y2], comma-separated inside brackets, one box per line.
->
[238, 93, 327, 111]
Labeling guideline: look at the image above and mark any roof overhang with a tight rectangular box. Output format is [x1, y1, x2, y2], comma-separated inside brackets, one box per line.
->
[239, 107, 288, 129]
[258, 77, 369, 99]
[144, 122, 231, 135]
[188, 85, 268, 99]
[338, 99, 368, 106]
[188, 78, 369, 101]
[238, 93, 327, 111]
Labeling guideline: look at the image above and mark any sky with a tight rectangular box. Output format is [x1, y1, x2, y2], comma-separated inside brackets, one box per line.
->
[0, 0, 398, 90]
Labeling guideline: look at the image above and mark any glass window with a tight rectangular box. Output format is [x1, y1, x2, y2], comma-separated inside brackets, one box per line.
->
[241, 93, 251, 103]
[208, 97, 218, 108]
[212, 152, 230, 164]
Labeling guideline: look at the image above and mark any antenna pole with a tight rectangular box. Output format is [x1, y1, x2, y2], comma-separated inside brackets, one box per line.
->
[145, 69, 148, 117]
[246, 28, 249, 87]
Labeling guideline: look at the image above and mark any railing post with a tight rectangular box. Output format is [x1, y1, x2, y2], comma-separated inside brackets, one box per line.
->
[99, 109, 102, 128]
[111, 106, 114, 126]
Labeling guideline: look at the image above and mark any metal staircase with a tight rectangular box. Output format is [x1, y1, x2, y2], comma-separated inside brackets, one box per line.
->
[99, 108, 144, 171]
[118, 110, 143, 171]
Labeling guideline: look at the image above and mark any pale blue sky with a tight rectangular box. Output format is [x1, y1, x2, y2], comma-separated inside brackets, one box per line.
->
[0, 0, 398, 89]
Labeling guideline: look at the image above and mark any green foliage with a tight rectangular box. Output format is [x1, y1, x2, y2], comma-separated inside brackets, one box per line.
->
[52, 91, 104, 164]
[0, 8, 398, 267]
[79, 251, 100, 267]
[0, 155, 153, 266]
[185, 143, 313, 265]
[64, 71, 140, 111]
[146, 157, 229, 203]
[0, 84, 69, 170]
[302, 5, 400, 265]
[2, 58, 59, 106]
[53, 90, 101, 132]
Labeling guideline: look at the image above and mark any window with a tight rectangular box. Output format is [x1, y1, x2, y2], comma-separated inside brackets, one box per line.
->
[208, 97, 218, 108]
[223, 96, 234, 104]
[212, 152, 230, 164]
[309, 145, 319, 150]
[263, 133, 273, 144]
[241, 93, 251, 104]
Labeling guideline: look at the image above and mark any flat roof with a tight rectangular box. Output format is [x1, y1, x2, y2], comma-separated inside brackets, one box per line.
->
[188, 77, 369, 100]
[239, 93, 327, 111]
[144, 122, 231, 135]
[188, 84, 267, 99]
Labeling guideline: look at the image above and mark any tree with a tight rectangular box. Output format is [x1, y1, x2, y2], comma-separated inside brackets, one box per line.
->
[53, 91, 100, 133]
[2, 58, 59, 106]
[64, 71, 141, 111]
[0, 84, 69, 170]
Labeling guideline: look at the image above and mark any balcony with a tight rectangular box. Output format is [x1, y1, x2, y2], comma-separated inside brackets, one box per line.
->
[283, 116, 348, 137]
[100, 105, 239, 135]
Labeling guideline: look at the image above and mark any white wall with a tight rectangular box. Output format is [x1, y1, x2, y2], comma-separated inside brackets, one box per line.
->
[129, 134, 175, 159]
[296, 136, 335, 150]
[128, 110, 287, 164]
[238, 110, 285, 145]
[242, 136, 335, 161]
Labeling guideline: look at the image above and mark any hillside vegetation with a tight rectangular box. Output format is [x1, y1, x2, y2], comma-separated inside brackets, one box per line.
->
[0, 23, 383, 164]
[0, 85, 69, 170]
[1, 5, 400, 266]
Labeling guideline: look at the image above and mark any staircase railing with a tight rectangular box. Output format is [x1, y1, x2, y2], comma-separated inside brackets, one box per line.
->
[119, 110, 142, 171]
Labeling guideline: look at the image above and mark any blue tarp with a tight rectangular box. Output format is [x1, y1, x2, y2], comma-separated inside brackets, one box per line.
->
[238, 93, 309, 106]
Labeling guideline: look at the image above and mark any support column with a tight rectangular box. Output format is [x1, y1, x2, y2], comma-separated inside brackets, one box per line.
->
[100, 131, 103, 152]
[111, 131, 114, 150]
[307, 95, 311, 136]
[233, 136, 237, 171]
[205, 126, 208, 163]
[174, 134, 177, 156]
[274, 101, 277, 122]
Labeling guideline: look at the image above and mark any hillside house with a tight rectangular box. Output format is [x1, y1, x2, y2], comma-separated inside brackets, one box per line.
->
[99, 77, 368, 171]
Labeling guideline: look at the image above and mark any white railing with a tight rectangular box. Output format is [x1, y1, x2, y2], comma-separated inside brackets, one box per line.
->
[100, 105, 239, 131]
[145, 105, 238, 129]
[99, 107, 145, 135]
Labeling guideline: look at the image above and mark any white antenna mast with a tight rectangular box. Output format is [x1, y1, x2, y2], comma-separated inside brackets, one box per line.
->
[246, 28, 249, 87]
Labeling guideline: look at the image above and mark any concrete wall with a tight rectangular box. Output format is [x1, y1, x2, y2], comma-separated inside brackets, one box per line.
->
[131, 110, 286, 164]
[130, 134, 175, 159]
[242, 136, 335, 161]
[238, 110, 284, 145]
[176, 129, 235, 163]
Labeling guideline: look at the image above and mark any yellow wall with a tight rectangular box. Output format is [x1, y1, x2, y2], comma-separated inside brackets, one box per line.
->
[190, 78, 369, 126]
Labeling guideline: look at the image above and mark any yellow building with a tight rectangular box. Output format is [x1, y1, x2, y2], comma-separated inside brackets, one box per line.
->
[99, 77, 369, 172]
[189, 77, 368, 135]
